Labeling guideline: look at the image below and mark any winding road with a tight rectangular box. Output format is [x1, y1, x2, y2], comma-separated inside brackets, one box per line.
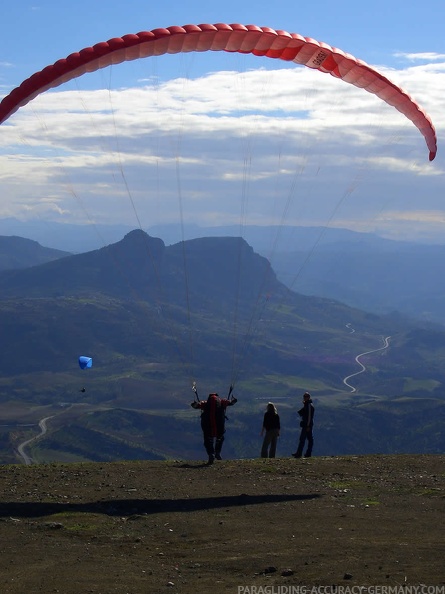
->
[343, 333, 391, 393]
[17, 415, 55, 465]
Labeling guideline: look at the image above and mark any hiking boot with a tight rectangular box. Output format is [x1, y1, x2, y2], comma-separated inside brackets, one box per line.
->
[292, 453, 302, 458]
[207, 454, 215, 465]
[215, 453, 222, 460]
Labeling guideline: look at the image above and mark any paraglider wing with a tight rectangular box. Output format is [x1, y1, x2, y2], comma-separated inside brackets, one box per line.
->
[78, 356, 93, 369]
[0, 23, 437, 160]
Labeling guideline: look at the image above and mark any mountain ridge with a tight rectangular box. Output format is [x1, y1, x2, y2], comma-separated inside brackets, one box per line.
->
[1, 229, 444, 462]
[3, 221, 445, 325]
[0, 235, 71, 271]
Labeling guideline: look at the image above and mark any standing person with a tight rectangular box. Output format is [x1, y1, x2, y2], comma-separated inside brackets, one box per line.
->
[260, 402, 280, 458]
[292, 392, 315, 458]
[191, 393, 237, 464]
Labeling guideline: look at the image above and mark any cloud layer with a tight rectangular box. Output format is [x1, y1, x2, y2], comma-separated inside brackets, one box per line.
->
[0, 55, 444, 244]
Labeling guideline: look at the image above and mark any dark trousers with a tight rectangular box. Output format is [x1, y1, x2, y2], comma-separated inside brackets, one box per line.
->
[203, 433, 224, 456]
[295, 427, 313, 457]
[261, 428, 279, 458]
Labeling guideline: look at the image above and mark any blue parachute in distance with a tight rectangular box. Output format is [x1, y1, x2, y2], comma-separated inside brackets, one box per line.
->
[78, 356, 92, 369]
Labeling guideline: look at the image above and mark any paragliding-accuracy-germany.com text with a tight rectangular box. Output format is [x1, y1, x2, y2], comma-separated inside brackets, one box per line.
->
[236, 586, 445, 594]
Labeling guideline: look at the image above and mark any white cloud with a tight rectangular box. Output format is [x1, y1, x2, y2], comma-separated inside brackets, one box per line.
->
[395, 52, 445, 62]
[0, 59, 444, 242]
[380, 210, 445, 224]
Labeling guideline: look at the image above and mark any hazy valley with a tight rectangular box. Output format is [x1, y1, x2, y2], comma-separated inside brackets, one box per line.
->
[0, 226, 444, 464]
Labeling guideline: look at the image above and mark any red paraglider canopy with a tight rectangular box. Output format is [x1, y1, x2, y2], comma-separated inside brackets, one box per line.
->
[0, 23, 437, 160]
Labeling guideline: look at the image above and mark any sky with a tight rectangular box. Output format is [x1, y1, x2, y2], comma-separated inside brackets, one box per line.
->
[0, 0, 445, 246]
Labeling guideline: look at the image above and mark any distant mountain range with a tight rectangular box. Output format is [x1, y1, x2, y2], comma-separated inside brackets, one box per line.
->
[0, 228, 444, 461]
[0, 235, 70, 271]
[271, 242, 445, 325]
[0, 229, 388, 382]
[2, 218, 445, 325]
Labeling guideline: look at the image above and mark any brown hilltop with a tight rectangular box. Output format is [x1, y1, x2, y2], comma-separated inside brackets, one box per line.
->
[0, 454, 444, 592]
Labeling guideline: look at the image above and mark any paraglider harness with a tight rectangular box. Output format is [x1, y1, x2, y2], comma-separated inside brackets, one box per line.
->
[192, 382, 236, 426]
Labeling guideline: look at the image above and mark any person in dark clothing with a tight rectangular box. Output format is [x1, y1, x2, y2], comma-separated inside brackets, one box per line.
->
[260, 402, 280, 458]
[292, 392, 314, 458]
[191, 393, 237, 464]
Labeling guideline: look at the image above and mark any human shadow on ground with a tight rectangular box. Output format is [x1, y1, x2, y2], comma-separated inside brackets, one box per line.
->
[175, 462, 212, 469]
[0, 492, 321, 519]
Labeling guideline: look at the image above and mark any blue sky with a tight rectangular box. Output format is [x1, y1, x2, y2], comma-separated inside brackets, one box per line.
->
[0, 0, 444, 245]
[2, 1, 444, 75]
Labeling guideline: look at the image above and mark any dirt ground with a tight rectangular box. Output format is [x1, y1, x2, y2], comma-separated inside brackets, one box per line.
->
[0, 454, 444, 593]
